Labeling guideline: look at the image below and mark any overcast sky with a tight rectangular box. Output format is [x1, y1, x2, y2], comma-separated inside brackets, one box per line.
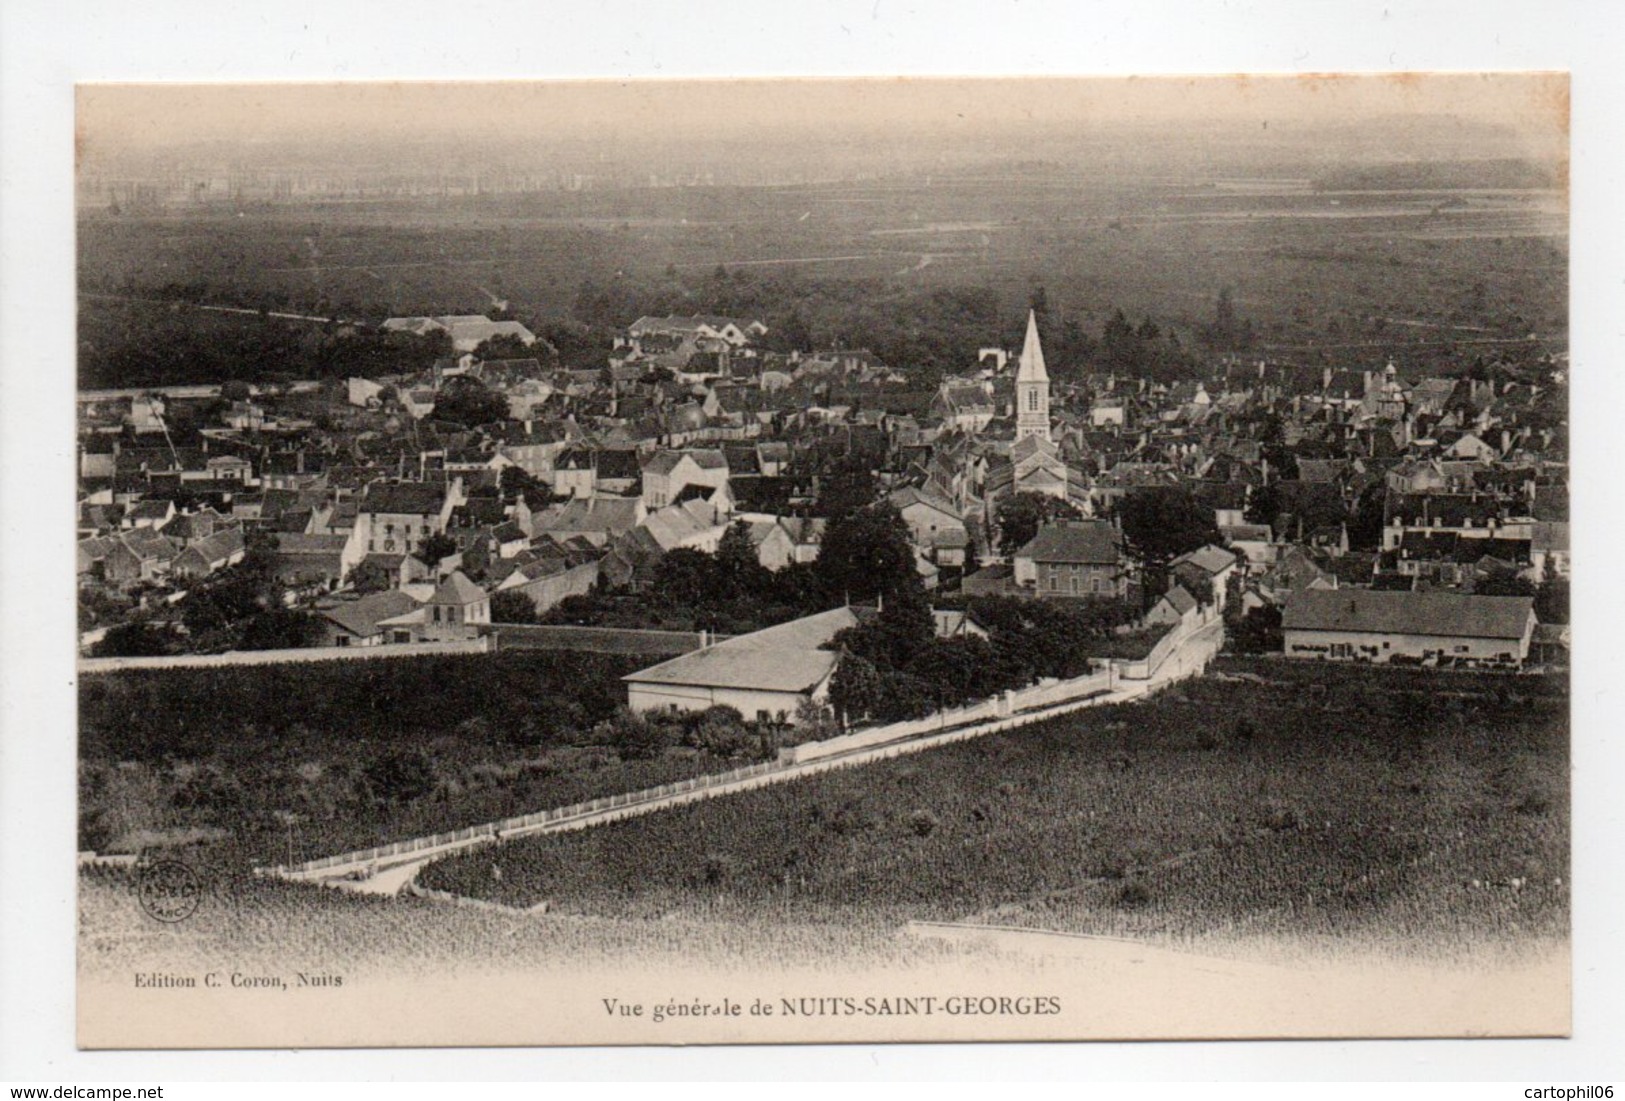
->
[78, 73, 1567, 167]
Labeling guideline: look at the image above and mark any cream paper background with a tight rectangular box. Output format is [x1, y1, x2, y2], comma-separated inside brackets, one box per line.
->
[5, 0, 1623, 1083]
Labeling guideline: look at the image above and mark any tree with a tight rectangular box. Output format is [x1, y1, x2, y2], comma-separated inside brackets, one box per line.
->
[418, 532, 459, 568]
[472, 333, 531, 361]
[1535, 578, 1569, 625]
[1183, 573, 1216, 609]
[1229, 604, 1283, 654]
[238, 609, 323, 651]
[1346, 483, 1387, 551]
[180, 544, 282, 640]
[1117, 488, 1220, 602]
[906, 634, 1010, 704]
[350, 559, 395, 594]
[460, 541, 491, 582]
[596, 708, 672, 760]
[432, 376, 509, 427]
[792, 697, 842, 742]
[815, 503, 919, 604]
[489, 589, 537, 624]
[537, 319, 609, 370]
[1244, 483, 1286, 529]
[715, 520, 770, 599]
[1101, 308, 1140, 374]
[996, 492, 1083, 555]
[499, 464, 557, 510]
[867, 578, 935, 667]
[1055, 316, 1094, 377]
[815, 463, 880, 522]
[653, 547, 719, 609]
[92, 621, 182, 658]
[829, 653, 884, 727]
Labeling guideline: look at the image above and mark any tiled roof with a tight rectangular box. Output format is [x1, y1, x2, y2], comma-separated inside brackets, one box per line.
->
[1016, 521, 1123, 565]
[1162, 585, 1198, 615]
[319, 590, 421, 638]
[536, 498, 643, 536]
[624, 607, 854, 693]
[1283, 589, 1534, 640]
[120, 529, 178, 561]
[361, 482, 446, 517]
[429, 570, 486, 606]
[186, 527, 245, 564]
[1170, 544, 1238, 576]
[273, 533, 350, 556]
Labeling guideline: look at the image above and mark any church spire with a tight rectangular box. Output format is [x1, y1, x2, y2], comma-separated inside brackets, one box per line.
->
[1014, 309, 1051, 442]
[1017, 308, 1049, 384]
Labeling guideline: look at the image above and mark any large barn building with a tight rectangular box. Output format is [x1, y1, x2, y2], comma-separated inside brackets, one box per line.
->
[1281, 589, 1537, 667]
[623, 607, 859, 724]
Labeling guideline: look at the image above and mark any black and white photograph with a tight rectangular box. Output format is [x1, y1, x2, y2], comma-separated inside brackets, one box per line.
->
[59, 71, 1580, 1048]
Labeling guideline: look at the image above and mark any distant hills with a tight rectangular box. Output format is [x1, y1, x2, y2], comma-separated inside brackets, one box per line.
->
[1312, 158, 1564, 192]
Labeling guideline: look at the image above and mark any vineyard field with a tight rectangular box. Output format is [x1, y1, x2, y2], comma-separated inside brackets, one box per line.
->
[420, 658, 1568, 963]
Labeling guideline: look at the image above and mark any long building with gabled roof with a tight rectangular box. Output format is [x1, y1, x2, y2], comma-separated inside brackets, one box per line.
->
[1282, 589, 1536, 667]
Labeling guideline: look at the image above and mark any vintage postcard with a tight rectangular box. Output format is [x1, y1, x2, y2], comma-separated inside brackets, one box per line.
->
[73, 74, 1570, 1048]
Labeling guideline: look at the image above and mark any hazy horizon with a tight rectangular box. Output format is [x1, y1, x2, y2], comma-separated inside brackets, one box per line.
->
[77, 74, 1568, 197]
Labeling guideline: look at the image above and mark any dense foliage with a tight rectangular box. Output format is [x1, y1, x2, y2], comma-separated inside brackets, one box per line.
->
[431, 376, 510, 428]
[76, 651, 776, 868]
[489, 589, 540, 625]
[1115, 488, 1222, 603]
[77, 297, 456, 390]
[79, 651, 640, 762]
[995, 492, 1084, 555]
[91, 621, 184, 658]
[825, 587, 1149, 725]
[543, 506, 918, 634]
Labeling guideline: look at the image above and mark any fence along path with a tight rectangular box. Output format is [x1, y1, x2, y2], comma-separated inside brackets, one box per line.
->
[78, 637, 491, 674]
[261, 614, 1222, 889]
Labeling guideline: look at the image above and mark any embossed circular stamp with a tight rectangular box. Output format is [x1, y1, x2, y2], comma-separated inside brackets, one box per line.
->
[136, 859, 202, 923]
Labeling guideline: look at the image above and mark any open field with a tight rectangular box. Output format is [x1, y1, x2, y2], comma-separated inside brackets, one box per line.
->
[420, 657, 1568, 965]
[77, 169, 1566, 387]
[76, 863, 976, 979]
